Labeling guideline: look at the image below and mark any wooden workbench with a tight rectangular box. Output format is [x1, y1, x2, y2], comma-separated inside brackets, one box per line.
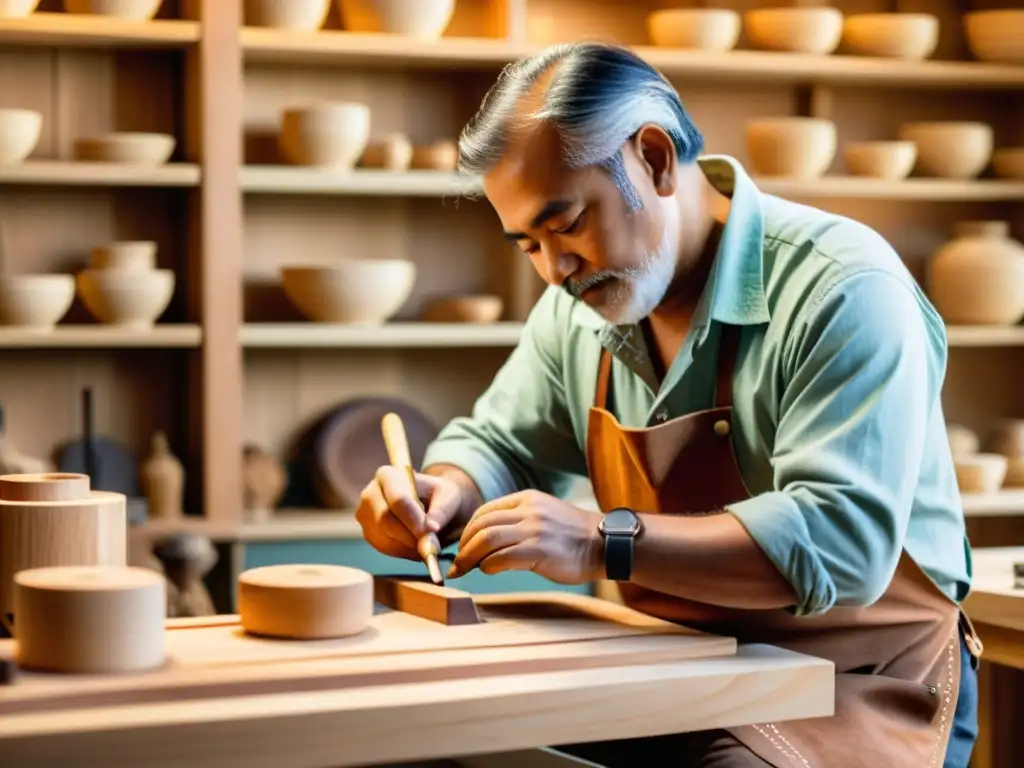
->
[0, 587, 835, 768]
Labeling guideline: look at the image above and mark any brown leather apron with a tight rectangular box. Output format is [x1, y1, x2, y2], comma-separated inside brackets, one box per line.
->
[585, 323, 983, 768]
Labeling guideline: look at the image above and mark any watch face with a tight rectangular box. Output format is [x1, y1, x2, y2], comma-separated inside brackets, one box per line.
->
[600, 507, 641, 536]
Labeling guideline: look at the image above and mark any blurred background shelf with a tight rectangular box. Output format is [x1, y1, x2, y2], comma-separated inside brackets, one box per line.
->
[241, 322, 524, 348]
[0, 325, 202, 348]
[0, 161, 200, 187]
[240, 167, 478, 196]
[0, 11, 199, 48]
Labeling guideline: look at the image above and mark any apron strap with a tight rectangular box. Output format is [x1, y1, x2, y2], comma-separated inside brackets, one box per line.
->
[594, 346, 614, 410]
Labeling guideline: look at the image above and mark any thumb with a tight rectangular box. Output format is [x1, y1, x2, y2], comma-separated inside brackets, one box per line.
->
[422, 478, 464, 533]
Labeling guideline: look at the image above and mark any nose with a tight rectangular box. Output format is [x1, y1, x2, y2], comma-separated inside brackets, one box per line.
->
[535, 246, 579, 286]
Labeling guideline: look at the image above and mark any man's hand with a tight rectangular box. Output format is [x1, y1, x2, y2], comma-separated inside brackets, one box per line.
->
[448, 490, 604, 584]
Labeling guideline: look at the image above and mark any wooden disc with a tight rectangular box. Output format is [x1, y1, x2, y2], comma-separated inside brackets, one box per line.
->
[0, 473, 90, 502]
[13, 566, 165, 674]
[237, 564, 373, 640]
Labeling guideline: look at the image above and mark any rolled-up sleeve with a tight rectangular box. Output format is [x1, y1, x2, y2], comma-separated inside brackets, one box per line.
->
[727, 268, 944, 617]
[421, 287, 587, 502]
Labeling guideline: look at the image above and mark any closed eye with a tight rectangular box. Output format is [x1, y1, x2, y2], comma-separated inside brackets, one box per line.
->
[553, 210, 586, 235]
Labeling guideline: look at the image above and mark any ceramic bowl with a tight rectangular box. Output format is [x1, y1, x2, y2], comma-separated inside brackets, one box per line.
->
[841, 13, 939, 60]
[746, 117, 837, 178]
[0, 108, 41, 165]
[843, 141, 917, 180]
[280, 103, 371, 169]
[244, 0, 329, 29]
[419, 294, 504, 323]
[744, 8, 844, 55]
[0, 274, 75, 329]
[947, 424, 980, 459]
[74, 132, 176, 165]
[77, 268, 175, 327]
[90, 241, 157, 272]
[898, 122, 992, 179]
[646, 9, 741, 52]
[964, 10, 1024, 64]
[991, 148, 1024, 180]
[0, 0, 41, 17]
[281, 260, 416, 323]
[337, 0, 455, 39]
[64, 0, 164, 20]
[955, 453, 1007, 494]
[359, 134, 413, 171]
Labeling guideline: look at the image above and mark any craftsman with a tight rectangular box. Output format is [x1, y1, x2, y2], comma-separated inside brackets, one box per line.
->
[355, 42, 980, 768]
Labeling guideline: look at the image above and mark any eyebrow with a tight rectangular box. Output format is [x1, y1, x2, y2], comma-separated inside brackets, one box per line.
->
[503, 200, 573, 241]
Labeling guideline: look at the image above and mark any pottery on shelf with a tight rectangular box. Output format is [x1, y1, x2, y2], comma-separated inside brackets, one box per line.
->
[927, 221, 1024, 326]
[954, 453, 1007, 494]
[281, 260, 416, 323]
[840, 13, 939, 61]
[140, 431, 184, 520]
[74, 132, 176, 165]
[0, 274, 75, 330]
[963, 10, 1024, 65]
[410, 140, 457, 171]
[419, 294, 504, 323]
[843, 141, 916, 180]
[77, 267, 175, 328]
[0, 0, 41, 17]
[337, 0, 455, 39]
[946, 424, 980, 459]
[645, 9, 741, 52]
[280, 103, 371, 169]
[746, 118, 837, 178]
[359, 134, 413, 171]
[244, 0, 330, 30]
[988, 419, 1024, 488]
[991, 148, 1024, 180]
[64, 0, 163, 19]
[90, 241, 157, 272]
[243, 443, 287, 523]
[743, 7, 844, 55]
[0, 108, 41, 165]
[897, 122, 992, 179]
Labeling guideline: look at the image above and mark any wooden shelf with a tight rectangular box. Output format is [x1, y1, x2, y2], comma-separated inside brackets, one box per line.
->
[0, 12, 199, 48]
[240, 29, 1024, 90]
[0, 161, 200, 187]
[241, 322, 524, 348]
[240, 169, 1024, 201]
[962, 491, 1024, 518]
[945, 326, 1024, 347]
[240, 167, 479, 197]
[0, 325, 202, 349]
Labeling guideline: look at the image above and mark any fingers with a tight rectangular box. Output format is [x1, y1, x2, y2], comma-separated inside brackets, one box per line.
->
[376, 466, 430, 537]
[355, 474, 418, 560]
[450, 509, 531, 577]
[478, 542, 541, 575]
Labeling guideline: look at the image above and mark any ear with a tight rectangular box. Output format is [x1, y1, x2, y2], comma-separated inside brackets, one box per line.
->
[632, 124, 677, 197]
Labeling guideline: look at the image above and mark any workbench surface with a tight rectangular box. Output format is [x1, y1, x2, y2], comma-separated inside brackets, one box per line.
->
[963, 546, 1024, 671]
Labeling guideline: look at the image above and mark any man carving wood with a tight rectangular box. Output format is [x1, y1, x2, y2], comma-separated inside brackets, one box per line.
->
[355, 42, 980, 768]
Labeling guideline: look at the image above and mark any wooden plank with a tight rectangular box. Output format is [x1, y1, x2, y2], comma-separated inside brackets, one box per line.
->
[240, 322, 524, 348]
[0, 161, 199, 187]
[374, 577, 482, 626]
[0, 644, 834, 768]
[0, 325, 201, 349]
[0, 13, 199, 48]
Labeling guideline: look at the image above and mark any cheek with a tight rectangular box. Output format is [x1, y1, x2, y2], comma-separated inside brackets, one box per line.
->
[592, 205, 662, 269]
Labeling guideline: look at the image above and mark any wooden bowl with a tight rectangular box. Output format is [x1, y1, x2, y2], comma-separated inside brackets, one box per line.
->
[964, 10, 1024, 64]
[419, 295, 503, 323]
[992, 148, 1024, 180]
[77, 268, 175, 328]
[646, 9, 741, 52]
[358, 134, 413, 171]
[0, 274, 75, 330]
[90, 241, 157, 272]
[947, 424, 980, 459]
[74, 132, 176, 165]
[744, 8, 844, 55]
[988, 419, 1024, 459]
[898, 122, 992, 179]
[0, 108, 41, 165]
[955, 453, 1007, 494]
[843, 141, 917, 180]
[280, 260, 415, 324]
[280, 103, 370, 169]
[841, 13, 939, 61]
[64, 0, 163, 19]
[337, 0, 455, 39]
[244, 0, 329, 30]
[410, 140, 457, 171]
[0, 0, 41, 17]
[746, 118, 837, 178]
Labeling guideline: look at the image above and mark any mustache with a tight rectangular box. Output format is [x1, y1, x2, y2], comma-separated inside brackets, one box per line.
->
[564, 270, 618, 299]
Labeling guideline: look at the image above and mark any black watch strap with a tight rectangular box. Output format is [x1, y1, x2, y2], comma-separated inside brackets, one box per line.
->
[604, 532, 634, 582]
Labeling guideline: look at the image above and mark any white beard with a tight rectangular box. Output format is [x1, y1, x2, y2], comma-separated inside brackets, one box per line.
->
[594, 223, 679, 326]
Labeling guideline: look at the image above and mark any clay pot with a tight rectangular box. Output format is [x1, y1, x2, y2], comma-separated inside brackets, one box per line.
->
[947, 423, 980, 459]
[140, 431, 184, 520]
[898, 122, 992, 179]
[955, 454, 1007, 494]
[646, 9, 741, 52]
[927, 221, 1024, 326]
[243, 444, 286, 522]
[337, 0, 455, 39]
[746, 118, 837, 178]
[988, 420, 1024, 488]
[0, 108, 41, 165]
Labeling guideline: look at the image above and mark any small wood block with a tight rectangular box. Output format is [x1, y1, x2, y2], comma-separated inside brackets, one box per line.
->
[0, 472, 90, 502]
[373, 576, 482, 626]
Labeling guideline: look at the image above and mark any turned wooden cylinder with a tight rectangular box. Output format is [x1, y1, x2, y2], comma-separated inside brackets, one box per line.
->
[14, 565, 165, 673]
[0, 472, 126, 619]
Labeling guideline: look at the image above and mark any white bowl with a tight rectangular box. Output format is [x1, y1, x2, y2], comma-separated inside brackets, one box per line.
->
[74, 132, 176, 165]
[747, 117, 837, 178]
[646, 9, 741, 52]
[244, 0, 330, 30]
[77, 268, 175, 328]
[744, 8, 844, 55]
[842, 13, 939, 61]
[0, 109, 42, 165]
[90, 241, 157, 272]
[337, 0, 455, 38]
[0, 0, 41, 17]
[280, 103, 371, 169]
[0, 275, 75, 330]
[64, 0, 163, 20]
[898, 122, 992, 179]
[281, 260, 415, 323]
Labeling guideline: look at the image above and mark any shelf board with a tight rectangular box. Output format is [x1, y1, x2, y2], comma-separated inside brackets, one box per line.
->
[945, 326, 1024, 347]
[240, 167, 479, 197]
[240, 29, 1024, 90]
[757, 178, 1024, 201]
[241, 322, 524, 348]
[0, 12, 199, 48]
[0, 161, 200, 187]
[961, 490, 1024, 518]
[0, 325, 202, 348]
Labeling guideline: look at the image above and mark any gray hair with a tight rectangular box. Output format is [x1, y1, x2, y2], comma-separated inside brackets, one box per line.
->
[458, 42, 705, 209]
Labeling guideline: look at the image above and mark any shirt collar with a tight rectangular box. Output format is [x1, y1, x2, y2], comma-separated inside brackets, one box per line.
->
[571, 154, 771, 344]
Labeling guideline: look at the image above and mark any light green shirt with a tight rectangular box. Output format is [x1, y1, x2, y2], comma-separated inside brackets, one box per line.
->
[423, 154, 972, 616]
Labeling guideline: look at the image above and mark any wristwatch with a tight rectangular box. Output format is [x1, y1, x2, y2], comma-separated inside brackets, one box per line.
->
[598, 507, 642, 582]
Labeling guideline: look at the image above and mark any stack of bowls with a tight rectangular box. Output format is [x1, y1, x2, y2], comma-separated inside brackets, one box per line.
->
[77, 241, 175, 329]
